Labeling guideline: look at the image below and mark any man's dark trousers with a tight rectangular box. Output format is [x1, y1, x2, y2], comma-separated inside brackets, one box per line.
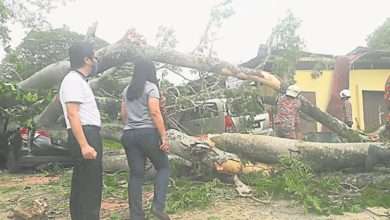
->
[67, 125, 102, 220]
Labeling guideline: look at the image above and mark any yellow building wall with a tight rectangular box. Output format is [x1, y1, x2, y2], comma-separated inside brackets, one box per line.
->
[295, 69, 390, 131]
[350, 69, 390, 130]
[294, 70, 334, 131]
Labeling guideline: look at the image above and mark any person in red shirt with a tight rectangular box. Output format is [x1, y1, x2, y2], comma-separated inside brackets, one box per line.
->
[384, 75, 390, 136]
[368, 75, 390, 141]
[224, 109, 236, 132]
[274, 85, 302, 139]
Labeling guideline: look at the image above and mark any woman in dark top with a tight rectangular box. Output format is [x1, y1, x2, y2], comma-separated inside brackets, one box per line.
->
[120, 59, 170, 220]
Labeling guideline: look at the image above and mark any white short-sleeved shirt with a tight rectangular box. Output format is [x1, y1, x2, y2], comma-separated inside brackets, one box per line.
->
[59, 71, 101, 129]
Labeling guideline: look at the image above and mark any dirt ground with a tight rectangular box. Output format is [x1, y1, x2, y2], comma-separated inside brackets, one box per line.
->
[170, 198, 390, 220]
[0, 171, 389, 220]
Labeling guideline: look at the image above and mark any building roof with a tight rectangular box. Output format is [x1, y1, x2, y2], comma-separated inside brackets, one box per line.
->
[349, 47, 390, 69]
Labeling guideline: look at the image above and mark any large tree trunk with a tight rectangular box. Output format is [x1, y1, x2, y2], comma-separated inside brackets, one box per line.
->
[299, 96, 368, 142]
[18, 32, 279, 91]
[51, 126, 384, 173]
[16, 61, 70, 90]
[103, 150, 193, 179]
[210, 133, 382, 172]
[102, 130, 386, 173]
[99, 125, 273, 175]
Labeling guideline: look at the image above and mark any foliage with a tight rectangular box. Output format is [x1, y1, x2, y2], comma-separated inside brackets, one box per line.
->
[165, 81, 267, 133]
[0, 80, 52, 127]
[155, 26, 178, 51]
[154, 26, 183, 83]
[360, 181, 390, 208]
[0, 0, 74, 49]
[103, 139, 123, 150]
[0, 27, 108, 81]
[193, 0, 234, 58]
[270, 10, 305, 84]
[241, 157, 390, 215]
[165, 10, 303, 133]
[109, 213, 122, 220]
[103, 171, 128, 199]
[187, 0, 234, 102]
[367, 17, 390, 50]
[224, 82, 265, 115]
[166, 178, 228, 213]
[241, 157, 340, 215]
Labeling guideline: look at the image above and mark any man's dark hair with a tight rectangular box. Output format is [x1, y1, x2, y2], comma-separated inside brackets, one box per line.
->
[69, 41, 94, 69]
[126, 58, 158, 101]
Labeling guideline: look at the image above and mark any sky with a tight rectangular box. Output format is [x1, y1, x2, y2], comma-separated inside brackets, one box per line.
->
[6, 0, 390, 83]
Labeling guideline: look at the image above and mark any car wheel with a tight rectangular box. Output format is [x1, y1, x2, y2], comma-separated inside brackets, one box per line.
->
[6, 151, 21, 173]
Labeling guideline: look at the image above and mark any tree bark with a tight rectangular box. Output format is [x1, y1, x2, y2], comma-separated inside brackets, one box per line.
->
[102, 150, 192, 179]
[299, 96, 368, 142]
[17, 60, 70, 90]
[210, 133, 382, 172]
[18, 29, 280, 91]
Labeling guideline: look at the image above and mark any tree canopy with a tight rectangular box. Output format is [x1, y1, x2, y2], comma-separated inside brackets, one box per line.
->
[0, 27, 108, 81]
[270, 10, 305, 83]
[367, 17, 390, 50]
[0, 0, 74, 50]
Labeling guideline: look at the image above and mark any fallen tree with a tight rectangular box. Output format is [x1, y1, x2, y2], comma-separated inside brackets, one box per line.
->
[100, 129, 390, 174]
[210, 133, 386, 172]
[100, 125, 273, 175]
[50, 125, 273, 175]
[48, 125, 385, 173]
[15, 30, 369, 142]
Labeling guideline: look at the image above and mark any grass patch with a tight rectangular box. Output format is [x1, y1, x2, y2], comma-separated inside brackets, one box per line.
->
[103, 171, 128, 199]
[110, 213, 122, 220]
[0, 186, 21, 195]
[103, 139, 123, 150]
[166, 178, 229, 214]
[241, 156, 390, 215]
[359, 181, 390, 208]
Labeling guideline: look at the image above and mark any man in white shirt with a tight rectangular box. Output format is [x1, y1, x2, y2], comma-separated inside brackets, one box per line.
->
[59, 41, 102, 220]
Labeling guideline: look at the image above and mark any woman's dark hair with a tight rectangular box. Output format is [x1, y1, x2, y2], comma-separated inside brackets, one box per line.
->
[69, 41, 94, 69]
[126, 59, 158, 101]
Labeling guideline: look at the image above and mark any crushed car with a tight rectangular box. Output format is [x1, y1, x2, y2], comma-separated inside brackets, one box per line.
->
[170, 98, 272, 136]
[0, 116, 72, 172]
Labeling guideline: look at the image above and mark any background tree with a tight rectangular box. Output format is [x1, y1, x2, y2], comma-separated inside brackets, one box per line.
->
[367, 17, 390, 50]
[0, 27, 108, 82]
[0, 0, 74, 51]
[269, 10, 305, 84]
